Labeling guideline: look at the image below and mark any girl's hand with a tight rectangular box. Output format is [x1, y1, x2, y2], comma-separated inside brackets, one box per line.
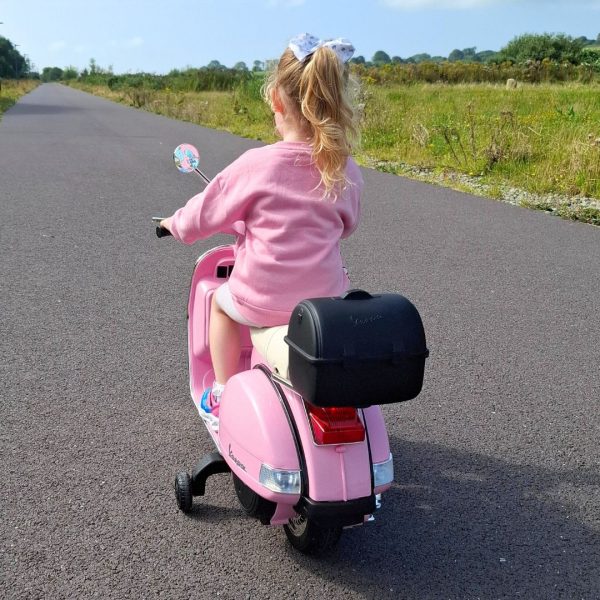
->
[160, 217, 172, 233]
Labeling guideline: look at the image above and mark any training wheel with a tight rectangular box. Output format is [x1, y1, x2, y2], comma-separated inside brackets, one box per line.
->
[174, 471, 193, 513]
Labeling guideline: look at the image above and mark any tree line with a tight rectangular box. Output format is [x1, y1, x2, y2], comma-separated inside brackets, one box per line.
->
[1, 32, 598, 82]
[353, 33, 600, 66]
[0, 36, 30, 78]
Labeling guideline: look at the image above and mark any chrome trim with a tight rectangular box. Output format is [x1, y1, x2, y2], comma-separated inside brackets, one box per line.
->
[372, 453, 394, 487]
[194, 244, 233, 266]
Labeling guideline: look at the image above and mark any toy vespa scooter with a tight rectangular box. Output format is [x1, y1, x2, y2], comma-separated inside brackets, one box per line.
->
[155, 144, 428, 555]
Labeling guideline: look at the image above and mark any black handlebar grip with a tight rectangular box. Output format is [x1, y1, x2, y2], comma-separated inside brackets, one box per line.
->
[156, 225, 172, 238]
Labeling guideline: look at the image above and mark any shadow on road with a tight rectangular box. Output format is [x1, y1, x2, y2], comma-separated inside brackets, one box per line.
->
[288, 437, 599, 598]
[7, 102, 83, 116]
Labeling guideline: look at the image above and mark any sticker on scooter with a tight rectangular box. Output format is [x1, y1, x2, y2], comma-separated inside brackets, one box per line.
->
[228, 443, 247, 472]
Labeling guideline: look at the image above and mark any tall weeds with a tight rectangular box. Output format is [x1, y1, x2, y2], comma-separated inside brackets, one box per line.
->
[361, 83, 600, 199]
[0, 79, 39, 116]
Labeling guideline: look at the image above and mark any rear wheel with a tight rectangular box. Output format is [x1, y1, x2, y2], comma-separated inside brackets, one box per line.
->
[284, 515, 342, 555]
[232, 473, 276, 524]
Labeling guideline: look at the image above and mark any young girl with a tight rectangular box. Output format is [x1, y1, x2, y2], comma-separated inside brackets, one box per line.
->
[160, 33, 363, 428]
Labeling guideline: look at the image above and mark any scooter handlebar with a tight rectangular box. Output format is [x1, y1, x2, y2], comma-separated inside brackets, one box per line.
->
[155, 225, 172, 238]
[152, 217, 172, 238]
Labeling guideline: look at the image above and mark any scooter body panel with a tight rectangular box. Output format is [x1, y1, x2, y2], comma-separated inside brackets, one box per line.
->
[363, 405, 393, 494]
[218, 369, 301, 505]
[283, 386, 373, 502]
[186, 243, 393, 526]
[187, 245, 252, 401]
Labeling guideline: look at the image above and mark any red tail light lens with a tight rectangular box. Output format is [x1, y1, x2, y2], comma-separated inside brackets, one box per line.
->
[305, 403, 365, 445]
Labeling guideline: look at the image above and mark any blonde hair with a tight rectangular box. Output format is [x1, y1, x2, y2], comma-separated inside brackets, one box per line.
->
[263, 47, 359, 198]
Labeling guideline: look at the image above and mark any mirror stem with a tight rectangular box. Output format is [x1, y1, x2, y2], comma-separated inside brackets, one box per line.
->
[195, 168, 211, 185]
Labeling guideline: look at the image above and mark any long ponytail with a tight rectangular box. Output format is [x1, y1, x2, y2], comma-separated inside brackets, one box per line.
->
[264, 47, 359, 198]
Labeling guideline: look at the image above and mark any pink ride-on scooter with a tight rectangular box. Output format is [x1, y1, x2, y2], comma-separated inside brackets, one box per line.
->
[155, 144, 429, 555]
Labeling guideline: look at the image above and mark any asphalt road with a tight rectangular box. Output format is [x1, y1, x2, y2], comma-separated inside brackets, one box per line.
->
[1, 83, 599, 600]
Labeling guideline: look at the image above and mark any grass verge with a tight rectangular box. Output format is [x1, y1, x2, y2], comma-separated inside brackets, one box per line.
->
[0, 80, 39, 119]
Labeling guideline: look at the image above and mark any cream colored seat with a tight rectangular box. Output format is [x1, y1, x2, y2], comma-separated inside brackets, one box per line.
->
[250, 325, 290, 381]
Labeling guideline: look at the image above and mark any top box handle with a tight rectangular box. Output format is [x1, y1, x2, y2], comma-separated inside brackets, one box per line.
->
[341, 289, 373, 300]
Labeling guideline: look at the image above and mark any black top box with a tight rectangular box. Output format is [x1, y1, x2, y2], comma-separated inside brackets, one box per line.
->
[285, 290, 429, 408]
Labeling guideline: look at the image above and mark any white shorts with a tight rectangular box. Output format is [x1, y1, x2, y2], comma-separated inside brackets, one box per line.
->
[215, 282, 261, 327]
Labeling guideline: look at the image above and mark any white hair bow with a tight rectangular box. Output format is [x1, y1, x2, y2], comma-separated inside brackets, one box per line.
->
[288, 33, 355, 63]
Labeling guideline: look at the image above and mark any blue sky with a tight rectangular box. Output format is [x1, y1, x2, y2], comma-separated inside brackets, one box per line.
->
[2, 0, 599, 74]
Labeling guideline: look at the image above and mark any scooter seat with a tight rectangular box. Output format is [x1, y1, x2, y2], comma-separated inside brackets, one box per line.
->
[250, 325, 290, 381]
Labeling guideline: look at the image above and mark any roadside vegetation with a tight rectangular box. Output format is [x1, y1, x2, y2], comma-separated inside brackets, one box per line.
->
[0, 79, 39, 117]
[4, 30, 599, 224]
[67, 72, 600, 225]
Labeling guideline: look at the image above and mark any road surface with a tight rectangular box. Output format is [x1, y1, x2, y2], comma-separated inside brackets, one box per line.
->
[1, 84, 599, 599]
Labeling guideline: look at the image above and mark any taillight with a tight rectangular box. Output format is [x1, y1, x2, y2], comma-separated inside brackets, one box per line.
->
[305, 403, 365, 445]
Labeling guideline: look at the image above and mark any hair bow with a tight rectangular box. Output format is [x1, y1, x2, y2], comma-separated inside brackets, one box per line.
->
[288, 33, 355, 63]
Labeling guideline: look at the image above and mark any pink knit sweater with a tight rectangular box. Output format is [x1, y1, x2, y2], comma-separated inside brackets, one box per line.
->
[169, 141, 362, 326]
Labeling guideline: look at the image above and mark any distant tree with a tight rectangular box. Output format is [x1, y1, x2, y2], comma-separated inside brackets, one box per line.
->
[41, 67, 63, 82]
[391, 55, 404, 64]
[372, 50, 391, 65]
[350, 55, 366, 64]
[462, 47, 477, 60]
[448, 49, 464, 62]
[409, 53, 432, 64]
[497, 33, 585, 64]
[597, 33, 600, 45]
[252, 60, 264, 72]
[62, 66, 78, 79]
[575, 36, 595, 47]
[0, 36, 28, 78]
[206, 59, 225, 70]
[233, 61, 248, 71]
[89, 58, 97, 74]
[475, 50, 497, 63]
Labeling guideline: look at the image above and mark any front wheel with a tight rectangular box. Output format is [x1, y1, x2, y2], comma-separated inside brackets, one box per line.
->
[284, 515, 343, 555]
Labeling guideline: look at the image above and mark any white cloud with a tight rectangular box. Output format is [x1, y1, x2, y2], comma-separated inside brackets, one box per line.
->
[383, 0, 600, 8]
[49, 41, 67, 52]
[381, 0, 492, 8]
[108, 37, 143, 49]
[124, 36, 144, 48]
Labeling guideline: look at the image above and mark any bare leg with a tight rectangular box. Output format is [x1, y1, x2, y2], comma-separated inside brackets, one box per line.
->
[209, 294, 241, 385]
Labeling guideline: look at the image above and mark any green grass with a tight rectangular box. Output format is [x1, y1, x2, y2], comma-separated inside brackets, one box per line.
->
[68, 79, 600, 225]
[0, 80, 39, 117]
[360, 83, 600, 198]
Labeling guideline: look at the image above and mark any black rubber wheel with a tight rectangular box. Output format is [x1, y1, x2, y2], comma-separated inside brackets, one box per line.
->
[232, 473, 276, 524]
[174, 471, 193, 513]
[283, 515, 343, 555]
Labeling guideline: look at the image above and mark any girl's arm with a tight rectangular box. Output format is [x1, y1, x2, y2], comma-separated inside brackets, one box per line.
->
[166, 170, 249, 244]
